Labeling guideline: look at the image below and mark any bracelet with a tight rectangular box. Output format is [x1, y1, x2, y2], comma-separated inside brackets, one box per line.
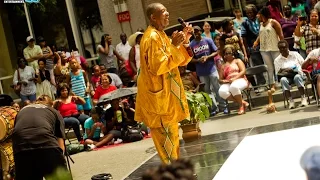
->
[183, 43, 190, 47]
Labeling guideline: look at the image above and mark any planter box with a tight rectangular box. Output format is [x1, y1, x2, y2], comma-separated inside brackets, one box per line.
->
[181, 122, 201, 143]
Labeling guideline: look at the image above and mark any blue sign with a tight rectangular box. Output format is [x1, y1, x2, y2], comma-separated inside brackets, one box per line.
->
[25, 0, 40, 2]
[4, 0, 39, 3]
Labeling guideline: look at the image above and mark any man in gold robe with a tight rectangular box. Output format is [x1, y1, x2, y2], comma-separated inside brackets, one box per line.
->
[135, 3, 193, 164]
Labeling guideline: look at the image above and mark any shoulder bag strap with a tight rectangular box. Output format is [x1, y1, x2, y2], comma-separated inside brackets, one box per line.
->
[17, 67, 21, 81]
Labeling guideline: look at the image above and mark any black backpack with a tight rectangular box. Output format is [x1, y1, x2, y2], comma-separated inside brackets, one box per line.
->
[122, 124, 144, 142]
[91, 173, 113, 180]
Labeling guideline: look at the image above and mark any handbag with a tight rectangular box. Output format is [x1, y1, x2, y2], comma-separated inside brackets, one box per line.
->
[13, 68, 21, 96]
[277, 69, 297, 81]
[122, 124, 143, 142]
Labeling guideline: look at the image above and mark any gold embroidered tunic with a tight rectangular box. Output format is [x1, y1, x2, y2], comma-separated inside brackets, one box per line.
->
[135, 26, 193, 128]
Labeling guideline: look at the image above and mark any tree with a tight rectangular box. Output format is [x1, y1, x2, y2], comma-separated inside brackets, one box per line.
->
[75, 0, 103, 54]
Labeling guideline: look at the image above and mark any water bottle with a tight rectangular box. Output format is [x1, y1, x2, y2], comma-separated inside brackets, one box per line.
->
[116, 110, 122, 123]
[292, 65, 298, 72]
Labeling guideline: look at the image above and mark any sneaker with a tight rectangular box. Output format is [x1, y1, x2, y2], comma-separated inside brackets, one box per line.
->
[210, 111, 217, 116]
[210, 110, 219, 117]
[114, 139, 123, 145]
[108, 138, 115, 145]
[300, 98, 308, 107]
[254, 89, 261, 96]
[289, 101, 295, 109]
[88, 144, 96, 150]
[223, 108, 229, 114]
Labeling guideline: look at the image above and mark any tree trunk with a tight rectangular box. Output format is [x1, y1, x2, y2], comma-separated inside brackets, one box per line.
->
[58, 0, 76, 50]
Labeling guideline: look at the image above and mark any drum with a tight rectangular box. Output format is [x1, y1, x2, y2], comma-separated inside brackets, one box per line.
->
[0, 106, 17, 141]
[0, 140, 14, 180]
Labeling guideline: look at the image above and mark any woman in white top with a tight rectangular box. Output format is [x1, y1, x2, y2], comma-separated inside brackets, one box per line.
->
[13, 57, 37, 103]
[97, 34, 125, 74]
[129, 32, 144, 75]
[253, 6, 284, 91]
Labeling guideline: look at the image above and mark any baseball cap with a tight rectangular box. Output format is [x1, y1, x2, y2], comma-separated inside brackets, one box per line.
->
[26, 36, 35, 42]
[37, 36, 45, 42]
[193, 26, 202, 31]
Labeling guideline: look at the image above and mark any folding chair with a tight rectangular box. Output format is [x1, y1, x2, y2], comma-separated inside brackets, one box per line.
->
[281, 70, 311, 108]
[303, 70, 318, 107]
[245, 65, 271, 108]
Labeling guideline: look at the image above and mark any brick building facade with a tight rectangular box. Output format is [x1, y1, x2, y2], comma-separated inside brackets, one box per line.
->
[97, 0, 210, 45]
[97, 0, 286, 45]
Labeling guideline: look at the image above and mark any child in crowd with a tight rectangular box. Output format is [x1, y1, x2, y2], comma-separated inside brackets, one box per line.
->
[83, 108, 105, 150]
[84, 107, 123, 150]
[67, 58, 92, 114]
[11, 102, 20, 112]
[91, 65, 101, 91]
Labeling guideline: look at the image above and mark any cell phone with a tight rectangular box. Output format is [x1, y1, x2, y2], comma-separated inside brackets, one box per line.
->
[299, 16, 307, 21]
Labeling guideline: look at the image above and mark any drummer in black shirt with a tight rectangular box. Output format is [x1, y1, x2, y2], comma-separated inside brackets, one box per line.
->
[12, 95, 70, 180]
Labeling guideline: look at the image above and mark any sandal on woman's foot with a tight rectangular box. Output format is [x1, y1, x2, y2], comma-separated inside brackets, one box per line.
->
[238, 105, 245, 115]
[270, 88, 275, 94]
[242, 101, 249, 107]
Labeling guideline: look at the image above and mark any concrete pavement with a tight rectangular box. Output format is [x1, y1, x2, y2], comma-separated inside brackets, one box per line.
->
[69, 100, 320, 180]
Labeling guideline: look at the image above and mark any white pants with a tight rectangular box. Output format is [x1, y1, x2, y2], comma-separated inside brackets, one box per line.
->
[260, 51, 280, 84]
[218, 78, 248, 99]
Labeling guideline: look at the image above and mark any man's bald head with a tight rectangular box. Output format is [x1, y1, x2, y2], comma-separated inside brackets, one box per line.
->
[145, 3, 169, 30]
[146, 3, 163, 20]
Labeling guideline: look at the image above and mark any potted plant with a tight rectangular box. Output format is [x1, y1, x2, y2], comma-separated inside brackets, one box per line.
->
[180, 91, 212, 142]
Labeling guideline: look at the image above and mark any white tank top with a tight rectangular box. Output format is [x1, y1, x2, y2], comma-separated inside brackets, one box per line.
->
[135, 44, 141, 72]
[259, 19, 279, 52]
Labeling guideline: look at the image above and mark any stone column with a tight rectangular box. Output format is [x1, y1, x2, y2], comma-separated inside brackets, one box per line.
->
[0, 6, 17, 97]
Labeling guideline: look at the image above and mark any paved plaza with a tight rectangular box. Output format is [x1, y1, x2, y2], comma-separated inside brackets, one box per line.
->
[69, 99, 320, 180]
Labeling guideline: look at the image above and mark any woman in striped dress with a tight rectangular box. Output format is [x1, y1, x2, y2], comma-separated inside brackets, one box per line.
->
[67, 58, 92, 114]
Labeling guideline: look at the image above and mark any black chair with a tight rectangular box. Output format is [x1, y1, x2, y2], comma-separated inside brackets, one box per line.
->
[0, 94, 14, 107]
[245, 65, 272, 108]
[278, 70, 311, 108]
[306, 71, 320, 107]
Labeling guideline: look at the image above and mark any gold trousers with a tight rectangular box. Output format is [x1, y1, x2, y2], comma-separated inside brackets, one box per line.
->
[150, 123, 180, 164]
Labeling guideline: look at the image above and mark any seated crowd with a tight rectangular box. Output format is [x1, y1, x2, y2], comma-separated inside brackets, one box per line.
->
[11, 3, 320, 153]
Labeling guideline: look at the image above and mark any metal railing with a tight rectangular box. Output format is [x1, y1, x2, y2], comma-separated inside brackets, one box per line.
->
[0, 75, 13, 94]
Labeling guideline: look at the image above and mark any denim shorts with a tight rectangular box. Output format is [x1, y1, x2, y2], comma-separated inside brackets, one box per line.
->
[20, 94, 36, 103]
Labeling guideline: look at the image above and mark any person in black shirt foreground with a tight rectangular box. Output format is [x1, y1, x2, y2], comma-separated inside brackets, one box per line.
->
[12, 95, 71, 180]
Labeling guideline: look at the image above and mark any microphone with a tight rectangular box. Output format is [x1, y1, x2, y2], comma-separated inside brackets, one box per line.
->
[177, 17, 195, 37]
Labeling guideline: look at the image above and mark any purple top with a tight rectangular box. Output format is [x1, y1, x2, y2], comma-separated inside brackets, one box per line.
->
[279, 17, 297, 49]
[190, 37, 218, 76]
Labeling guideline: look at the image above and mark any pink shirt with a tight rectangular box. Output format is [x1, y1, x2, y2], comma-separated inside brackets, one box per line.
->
[91, 75, 100, 90]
